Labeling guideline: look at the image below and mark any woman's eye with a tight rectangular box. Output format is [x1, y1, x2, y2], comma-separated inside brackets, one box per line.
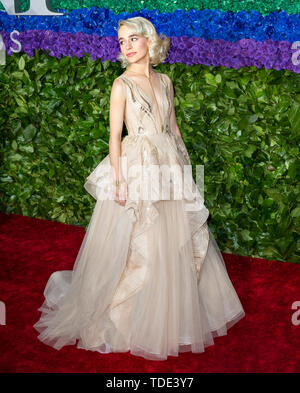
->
[119, 37, 138, 45]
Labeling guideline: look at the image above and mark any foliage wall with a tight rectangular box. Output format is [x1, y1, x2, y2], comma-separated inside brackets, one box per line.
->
[0, 1, 299, 262]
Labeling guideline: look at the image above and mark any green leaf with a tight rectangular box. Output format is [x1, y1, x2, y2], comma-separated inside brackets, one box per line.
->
[291, 207, 300, 218]
[61, 143, 74, 155]
[23, 125, 37, 142]
[215, 74, 222, 84]
[11, 71, 24, 79]
[15, 96, 26, 107]
[224, 87, 237, 99]
[262, 198, 274, 207]
[10, 153, 23, 161]
[18, 56, 25, 71]
[249, 114, 258, 124]
[244, 144, 257, 157]
[204, 73, 217, 86]
[240, 229, 253, 241]
[19, 144, 34, 153]
[288, 103, 300, 134]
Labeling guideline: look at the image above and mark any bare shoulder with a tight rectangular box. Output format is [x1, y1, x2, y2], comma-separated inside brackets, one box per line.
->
[111, 77, 125, 97]
[112, 76, 123, 88]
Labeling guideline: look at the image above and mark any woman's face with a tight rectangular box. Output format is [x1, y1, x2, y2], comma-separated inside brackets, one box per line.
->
[118, 25, 151, 64]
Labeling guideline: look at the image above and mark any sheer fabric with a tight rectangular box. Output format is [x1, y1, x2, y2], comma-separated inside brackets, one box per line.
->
[33, 71, 245, 361]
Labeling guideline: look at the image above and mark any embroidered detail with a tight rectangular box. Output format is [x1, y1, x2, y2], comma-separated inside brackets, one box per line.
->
[119, 76, 153, 117]
[160, 74, 171, 120]
[173, 134, 191, 165]
[120, 74, 167, 134]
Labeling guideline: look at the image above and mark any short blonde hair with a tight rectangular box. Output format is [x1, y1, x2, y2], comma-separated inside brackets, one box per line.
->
[117, 16, 170, 68]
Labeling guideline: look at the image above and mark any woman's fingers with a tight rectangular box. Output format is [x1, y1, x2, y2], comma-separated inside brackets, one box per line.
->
[114, 183, 128, 206]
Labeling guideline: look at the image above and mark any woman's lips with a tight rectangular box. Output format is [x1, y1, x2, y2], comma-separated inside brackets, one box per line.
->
[127, 52, 136, 57]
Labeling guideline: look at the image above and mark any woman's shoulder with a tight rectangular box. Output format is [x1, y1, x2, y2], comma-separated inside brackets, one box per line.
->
[112, 74, 128, 88]
[111, 76, 127, 97]
[113, 73, 130, 88]
[113, 74, 124, 83]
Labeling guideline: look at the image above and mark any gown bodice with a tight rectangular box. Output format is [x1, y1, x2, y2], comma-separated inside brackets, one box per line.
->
[116, 72, 173, 137]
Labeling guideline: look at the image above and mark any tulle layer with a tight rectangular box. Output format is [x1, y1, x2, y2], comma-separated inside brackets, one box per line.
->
[34, 199, 245, 360]
[33, 132, 245, 360]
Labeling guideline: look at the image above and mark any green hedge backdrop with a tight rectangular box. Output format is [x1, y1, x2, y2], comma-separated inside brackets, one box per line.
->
[1, 52, 299, 262]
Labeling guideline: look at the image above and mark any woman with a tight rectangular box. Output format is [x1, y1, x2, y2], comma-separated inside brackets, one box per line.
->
[33, 16, 245, 361]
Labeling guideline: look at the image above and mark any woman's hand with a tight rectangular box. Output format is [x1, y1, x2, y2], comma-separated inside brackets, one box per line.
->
[114, 180, 128, 207]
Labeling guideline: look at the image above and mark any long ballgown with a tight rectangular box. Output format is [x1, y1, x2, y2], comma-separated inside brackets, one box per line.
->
[33, 71, 245, 361]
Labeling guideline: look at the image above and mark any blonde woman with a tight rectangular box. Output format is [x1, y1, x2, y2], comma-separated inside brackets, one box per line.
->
[34, 16, 245, 361]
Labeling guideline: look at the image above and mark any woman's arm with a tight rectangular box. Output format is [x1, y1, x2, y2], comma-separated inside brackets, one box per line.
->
[168, 76, 182, 138]
[109, 78, 126, 183]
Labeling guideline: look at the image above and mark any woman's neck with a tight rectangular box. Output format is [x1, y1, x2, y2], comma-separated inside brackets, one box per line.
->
[126, 65, 155, 79]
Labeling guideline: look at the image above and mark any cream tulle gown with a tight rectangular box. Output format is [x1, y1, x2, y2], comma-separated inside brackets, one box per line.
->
[33, 71, 245, 361]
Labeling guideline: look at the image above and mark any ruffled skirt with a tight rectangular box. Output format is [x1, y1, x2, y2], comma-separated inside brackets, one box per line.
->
[33, 132, 245, 361]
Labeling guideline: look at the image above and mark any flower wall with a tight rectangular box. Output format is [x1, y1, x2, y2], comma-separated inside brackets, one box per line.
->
[0, 1, 299, 262]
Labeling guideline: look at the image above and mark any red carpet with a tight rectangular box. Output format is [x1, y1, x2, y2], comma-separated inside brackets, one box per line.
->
[0, 211, 299, 373]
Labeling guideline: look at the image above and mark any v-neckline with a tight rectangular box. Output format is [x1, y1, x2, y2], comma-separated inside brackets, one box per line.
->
[121, 72, 163, 110]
